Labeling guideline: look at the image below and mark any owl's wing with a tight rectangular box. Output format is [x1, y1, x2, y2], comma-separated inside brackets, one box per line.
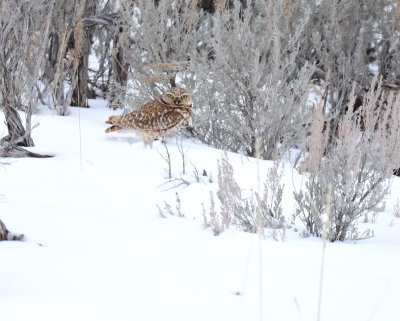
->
[120, 103, 186, 131]
[159, 110, 189, 130]
[118, 103, 163, 130]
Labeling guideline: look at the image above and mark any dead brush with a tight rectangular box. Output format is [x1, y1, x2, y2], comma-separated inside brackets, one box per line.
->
[214, 153, 286, 235]
[294, 76, 400, 241]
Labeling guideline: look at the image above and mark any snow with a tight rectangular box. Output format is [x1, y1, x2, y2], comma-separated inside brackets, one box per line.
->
[0, 99, 399, 321]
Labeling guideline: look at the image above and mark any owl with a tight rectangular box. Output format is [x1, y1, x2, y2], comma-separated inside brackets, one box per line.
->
[105, 87, 193, 144]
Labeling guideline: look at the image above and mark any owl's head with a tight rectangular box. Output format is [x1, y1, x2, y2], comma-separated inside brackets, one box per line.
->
[160, 87, 192, 108]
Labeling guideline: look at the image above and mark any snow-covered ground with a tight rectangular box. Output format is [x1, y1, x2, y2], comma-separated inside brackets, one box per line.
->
[0, 99, 399, 321]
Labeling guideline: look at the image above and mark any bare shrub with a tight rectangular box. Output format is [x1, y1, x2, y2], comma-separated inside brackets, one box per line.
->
[297, 0, 400, 148]
[191, 0, 313, 160]
[117, 0, 205, 113]
[294, 77, 400, 242]
[0, 0, 54, 157]
[44, 0, 400, 125]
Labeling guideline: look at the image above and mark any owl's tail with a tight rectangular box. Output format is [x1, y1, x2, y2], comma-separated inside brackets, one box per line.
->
[105, 115, 122, 133]
[105, 115, 121, 124]
[105, 125, 122, 133]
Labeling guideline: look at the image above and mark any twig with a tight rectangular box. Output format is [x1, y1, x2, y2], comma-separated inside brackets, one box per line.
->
[157, 176, 190, 191]
[156, 141, 172, 179]
[176, 137, 188, 175]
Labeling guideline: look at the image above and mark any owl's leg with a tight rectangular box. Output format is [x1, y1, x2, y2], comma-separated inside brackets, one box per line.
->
[154, 132, 167, 144]
[139, 130, 162, 145]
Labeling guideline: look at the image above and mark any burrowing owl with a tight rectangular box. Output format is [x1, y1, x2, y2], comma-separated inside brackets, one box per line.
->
[105, 87, 192, 144]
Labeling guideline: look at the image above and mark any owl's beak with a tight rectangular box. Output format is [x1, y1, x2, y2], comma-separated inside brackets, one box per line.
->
[174, 97, 182, 105]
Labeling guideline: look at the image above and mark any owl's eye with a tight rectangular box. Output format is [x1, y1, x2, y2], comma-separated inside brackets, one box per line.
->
[181, 94, 188, 100]
[167, 93, 175, 99]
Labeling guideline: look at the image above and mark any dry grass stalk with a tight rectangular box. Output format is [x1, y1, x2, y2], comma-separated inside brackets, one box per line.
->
[214, 0, 226, 10]
[217, 154, 240, 230]
[317, 184, 332, 321]
[304, 104, 329, 173]
[187, 0, 199, 30]
[298, 81, 330, 174]
[215, 152, 285, 235]
[157, 193, 185, 218]
[1, 1, 8, 17]
[394, 198, 400, 218]
[202, 191, 225, 236]
[282, 0, 294, 20]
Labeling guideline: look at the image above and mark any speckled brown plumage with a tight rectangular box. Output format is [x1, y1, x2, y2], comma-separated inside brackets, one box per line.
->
[105, 87, 192, 144]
